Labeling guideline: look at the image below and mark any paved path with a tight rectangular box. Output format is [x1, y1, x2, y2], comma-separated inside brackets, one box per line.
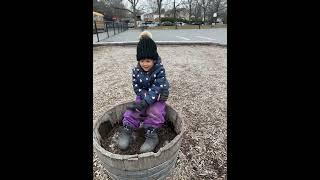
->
[94, 28, 227, 45]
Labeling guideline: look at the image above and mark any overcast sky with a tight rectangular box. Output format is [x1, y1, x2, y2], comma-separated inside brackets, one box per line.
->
[122, 0, 184, 13]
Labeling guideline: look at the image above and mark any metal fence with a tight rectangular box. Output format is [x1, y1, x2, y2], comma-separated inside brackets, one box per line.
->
[93, 21, 128, 42]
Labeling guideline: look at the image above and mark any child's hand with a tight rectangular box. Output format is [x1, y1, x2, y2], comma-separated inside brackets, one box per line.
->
[127, 100, 148, 112]
[158, 90, 169, 101]
[127, 103, 138, 111]
[135, 100, 148, 112]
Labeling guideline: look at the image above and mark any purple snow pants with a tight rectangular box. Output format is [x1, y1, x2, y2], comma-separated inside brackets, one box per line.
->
[123, 96, 166, 129]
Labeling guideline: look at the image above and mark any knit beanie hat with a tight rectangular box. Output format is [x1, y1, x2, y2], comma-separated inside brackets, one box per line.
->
[136, 31, 158, 61]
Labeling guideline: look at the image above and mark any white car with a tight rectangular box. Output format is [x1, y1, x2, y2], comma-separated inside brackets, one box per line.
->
[128, 22, 135, 28]
[175, 22, 186, 26]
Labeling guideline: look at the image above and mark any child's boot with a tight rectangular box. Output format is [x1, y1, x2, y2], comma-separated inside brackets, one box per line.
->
[140, 127, 159, 153]
[118, 125, 133, 150]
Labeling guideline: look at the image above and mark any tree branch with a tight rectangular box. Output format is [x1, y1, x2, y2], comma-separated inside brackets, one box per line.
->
[217, 6, 227, 12]
[111, 6, 133, 14]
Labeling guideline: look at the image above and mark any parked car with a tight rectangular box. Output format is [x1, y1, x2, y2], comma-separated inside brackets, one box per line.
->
[154, 22, 160, 26]
[147, 22, 157, 27]
[175, 22, 185, 26]
[128, 22, 135, 28]
[140, 21, 160, 28]
[161, 21, 174, 26]
[191, 22, 204, 25]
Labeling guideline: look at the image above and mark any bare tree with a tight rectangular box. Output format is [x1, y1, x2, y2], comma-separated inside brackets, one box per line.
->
[145, 0, 163, 22]
[185, 0, 193, 20]
[156, 0, 164, 22]
[206, 0, 216, 23]
[192, 0, 202, 20]
[127, 0, 140, 27]
[207, 0, 227, 23]
[146, 0, 158, 13]
[216, 0, 227, 13]
[93, 0, 107, 14]
[173, 0, 183, 20]
[198, 0, 212, 23]
[94, 0, 129, 21]
[218, 0, 227, 23]
[213, 0, 221, 23]
[110, 0, 141, 28]
[113, 0, 129, 19]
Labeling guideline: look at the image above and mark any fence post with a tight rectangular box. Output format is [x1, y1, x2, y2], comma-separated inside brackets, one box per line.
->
[113, 21, 115, 35]
[106, 22, 109, 38]
[94, 21, 99, 42]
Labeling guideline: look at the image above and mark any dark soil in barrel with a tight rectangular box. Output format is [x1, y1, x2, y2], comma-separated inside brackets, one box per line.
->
[100, 122, 177, 155]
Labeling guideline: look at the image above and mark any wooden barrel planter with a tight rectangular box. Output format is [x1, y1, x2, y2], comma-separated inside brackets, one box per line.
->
[93, 102, 184, 180]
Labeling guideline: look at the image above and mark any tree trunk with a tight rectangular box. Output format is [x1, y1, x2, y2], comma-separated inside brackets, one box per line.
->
[133, 8, 137, 28]
[158, 5, 161, 22]
[174, 0, 176, 20]
[189, 4, 192, 20]
[214, 0, 220, 24]
[203, 7, 206, 23]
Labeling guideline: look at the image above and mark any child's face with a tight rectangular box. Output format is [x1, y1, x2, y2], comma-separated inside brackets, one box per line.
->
[139, 58, 154, 72]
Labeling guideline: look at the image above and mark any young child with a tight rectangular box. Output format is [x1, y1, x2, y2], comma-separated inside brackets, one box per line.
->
[118, 31, 170, 153]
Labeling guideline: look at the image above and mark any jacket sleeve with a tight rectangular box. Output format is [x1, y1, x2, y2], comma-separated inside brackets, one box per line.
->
[132, 68, 144, 97]
[143, 67, 170, 105]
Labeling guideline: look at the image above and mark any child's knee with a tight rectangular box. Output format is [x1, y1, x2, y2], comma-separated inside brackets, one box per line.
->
[148, 108, 164, 117]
